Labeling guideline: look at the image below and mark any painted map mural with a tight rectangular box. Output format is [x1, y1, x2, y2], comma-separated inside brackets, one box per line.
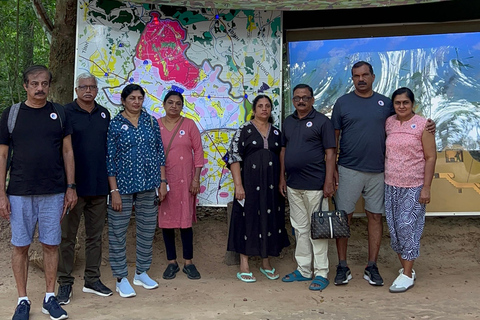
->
[76, 0, 282, 205]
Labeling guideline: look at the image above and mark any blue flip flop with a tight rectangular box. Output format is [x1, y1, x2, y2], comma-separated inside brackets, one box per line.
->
[260, 268, 279, 280]
[309, 275, 330, 291]
[237, 272, 256, 283]
[282, 270, 312, 282]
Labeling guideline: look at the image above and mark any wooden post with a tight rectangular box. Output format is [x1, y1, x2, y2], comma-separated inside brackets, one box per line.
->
[224, 201, 240, 265]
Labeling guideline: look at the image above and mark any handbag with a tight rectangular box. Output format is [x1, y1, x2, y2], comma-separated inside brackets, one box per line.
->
[311, 196, 350, 239]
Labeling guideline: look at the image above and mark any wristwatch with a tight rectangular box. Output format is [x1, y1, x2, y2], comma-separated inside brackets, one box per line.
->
[67, 183, 76, 189]
[160, 179, 168, 184]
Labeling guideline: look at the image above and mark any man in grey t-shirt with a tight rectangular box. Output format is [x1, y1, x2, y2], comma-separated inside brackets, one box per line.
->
[331, 61, 434, 288]
[331, 61, 392, 287]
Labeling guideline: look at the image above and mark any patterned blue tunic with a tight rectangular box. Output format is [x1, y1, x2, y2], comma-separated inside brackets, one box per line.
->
[107, 110, 166, 194]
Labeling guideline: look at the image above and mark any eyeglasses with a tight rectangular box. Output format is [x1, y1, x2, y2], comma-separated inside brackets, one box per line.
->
[292, 96, 312, 102]
[77, 85, 98, 91]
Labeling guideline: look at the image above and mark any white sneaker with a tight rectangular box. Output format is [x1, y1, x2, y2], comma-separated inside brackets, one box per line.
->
[389, 273, 414, 293]
[398, 268, 416, 280]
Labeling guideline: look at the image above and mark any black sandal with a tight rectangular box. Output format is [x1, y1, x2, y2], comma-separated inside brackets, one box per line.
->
[163, 263, 180, 280]
[183, 264, 201, 280]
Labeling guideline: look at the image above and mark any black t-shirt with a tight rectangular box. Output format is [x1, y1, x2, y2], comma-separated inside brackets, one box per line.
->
[0, 102, 72, 195]
[65, 100, 110, 197]
[281, 108, 336, 190]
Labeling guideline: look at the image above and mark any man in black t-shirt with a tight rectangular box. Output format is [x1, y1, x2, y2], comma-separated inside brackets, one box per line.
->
[0, 65, 77, 320]
[279, 84, 336, 291]
[56, 73, 113, 305]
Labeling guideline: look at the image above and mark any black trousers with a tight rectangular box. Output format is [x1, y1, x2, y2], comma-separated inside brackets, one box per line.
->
[162, 227, 193, 261]
[57, 196, 107, 285]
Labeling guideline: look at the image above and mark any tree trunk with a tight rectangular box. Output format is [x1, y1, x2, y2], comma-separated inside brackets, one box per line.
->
[48, 0, 76, 104]
[22, 22, 35, 75]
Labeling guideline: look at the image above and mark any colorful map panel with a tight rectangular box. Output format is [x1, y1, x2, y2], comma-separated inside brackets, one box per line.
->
[76, 1, 282, 205]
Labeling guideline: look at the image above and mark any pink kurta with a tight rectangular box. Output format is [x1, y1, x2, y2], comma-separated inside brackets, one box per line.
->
[158, 117, 204, 228]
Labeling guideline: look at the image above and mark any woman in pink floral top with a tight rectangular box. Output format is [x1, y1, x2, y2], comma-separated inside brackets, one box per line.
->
[384, 87, 436, 293]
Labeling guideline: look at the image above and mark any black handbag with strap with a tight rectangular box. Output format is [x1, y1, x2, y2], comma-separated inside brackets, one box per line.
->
[311, 196, 350, 239]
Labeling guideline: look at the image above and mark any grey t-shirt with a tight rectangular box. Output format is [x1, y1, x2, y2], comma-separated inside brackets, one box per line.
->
[281, 108, 336, 190]
[331, 91, 394, 173]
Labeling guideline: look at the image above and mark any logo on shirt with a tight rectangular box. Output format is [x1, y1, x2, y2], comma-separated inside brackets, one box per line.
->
[411, 124, 417, 129]
[306, 121, 313, 128]
[378, 100, 385, 107]
[50, 113, 58, 120]
[121, 124, 128, 131]
[273, 129, 279, 135]
[101, 112, 106, 119]
[179, 130, 185, 136]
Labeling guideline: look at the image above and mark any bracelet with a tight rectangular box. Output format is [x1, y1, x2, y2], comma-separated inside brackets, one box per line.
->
[193, 178, 199, 182]
[110, 188, 119, 193]
[160, 179, 168, 184]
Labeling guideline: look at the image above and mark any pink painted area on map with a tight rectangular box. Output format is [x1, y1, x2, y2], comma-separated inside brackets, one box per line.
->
[136, 12, 200, 89]
[219, 192, 229, 198]
[201, 168, 209, 176]
[228, 112, 239, 123]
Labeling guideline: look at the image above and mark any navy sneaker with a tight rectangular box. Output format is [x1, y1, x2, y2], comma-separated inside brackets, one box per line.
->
[364, 264, 384, 286]
[56, 285, 72, 305]
[42, 296, 68, 320]
[83, 280, 113, 297]
[12, 299, 30, 320]
[334, 265, 352, 285]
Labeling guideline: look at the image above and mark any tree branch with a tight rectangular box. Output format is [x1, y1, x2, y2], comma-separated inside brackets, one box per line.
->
[30, 0, 53, 44]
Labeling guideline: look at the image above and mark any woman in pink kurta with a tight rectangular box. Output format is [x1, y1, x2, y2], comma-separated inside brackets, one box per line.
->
[157, 91, 204, 280]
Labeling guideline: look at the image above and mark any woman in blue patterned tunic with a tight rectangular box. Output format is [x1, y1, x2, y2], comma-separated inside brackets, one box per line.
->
[106, 84, 166, 298]
[227, 94, 290, 282]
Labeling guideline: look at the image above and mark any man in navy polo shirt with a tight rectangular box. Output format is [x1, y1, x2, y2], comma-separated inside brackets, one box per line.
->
[279, 83, 336, 291]
[56, 73, 112, 304]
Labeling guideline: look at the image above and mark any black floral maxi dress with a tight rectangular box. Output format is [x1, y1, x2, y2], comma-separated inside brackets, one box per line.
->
[227, 121, 290, 258]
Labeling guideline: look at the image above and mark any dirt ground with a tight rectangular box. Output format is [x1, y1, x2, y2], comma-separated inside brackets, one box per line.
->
[1, 207, 480, 320]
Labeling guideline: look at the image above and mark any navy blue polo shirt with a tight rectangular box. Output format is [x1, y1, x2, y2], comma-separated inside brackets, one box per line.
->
[281, 108, 336, 190]
[64, 100, 110, 197]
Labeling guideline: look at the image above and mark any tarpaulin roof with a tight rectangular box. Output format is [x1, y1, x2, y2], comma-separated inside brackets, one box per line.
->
[128, 0, 448, 11]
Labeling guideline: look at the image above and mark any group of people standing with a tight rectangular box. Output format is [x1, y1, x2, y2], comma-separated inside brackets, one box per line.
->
[0, 61, 437, 320]
[226, 61, 436, 295]
[0, 66, 204, 320]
